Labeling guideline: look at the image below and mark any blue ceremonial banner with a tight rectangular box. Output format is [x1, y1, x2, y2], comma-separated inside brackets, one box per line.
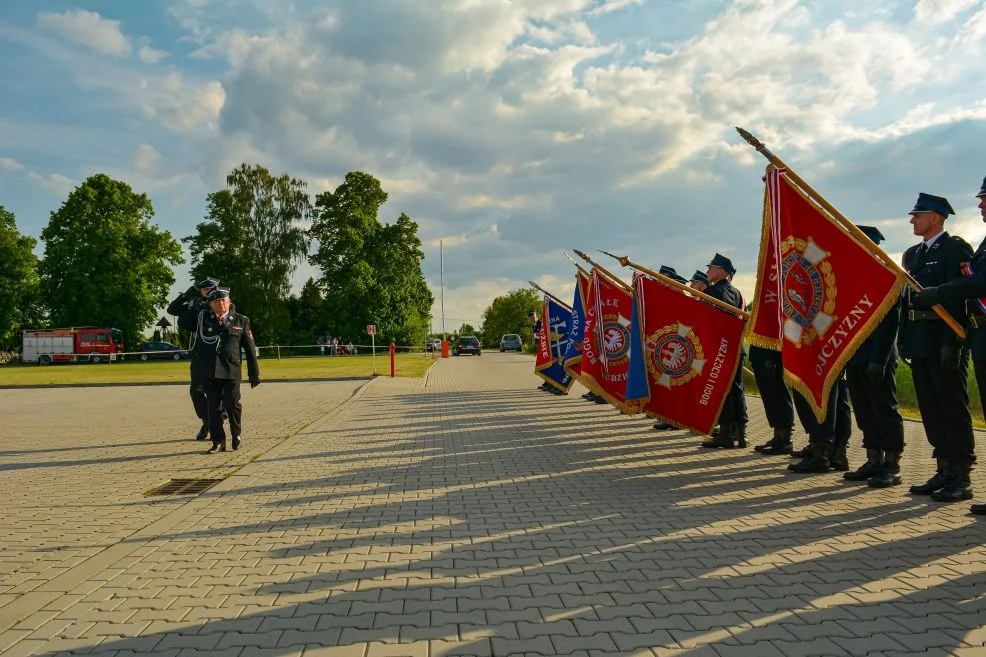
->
[625, 273, 649, 405]
[563, 270, 590, 379]
[535, 294, 575, 392]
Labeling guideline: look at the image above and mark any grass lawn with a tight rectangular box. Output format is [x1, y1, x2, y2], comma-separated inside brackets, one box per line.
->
[0, 353, 438, 387]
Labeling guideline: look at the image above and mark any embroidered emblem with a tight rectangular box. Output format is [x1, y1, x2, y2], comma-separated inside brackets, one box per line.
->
[781, 235, 837, 346]
[645, 322, 706, 389]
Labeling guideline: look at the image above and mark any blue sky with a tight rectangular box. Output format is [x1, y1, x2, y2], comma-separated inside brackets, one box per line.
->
[2, 0, 985, 333]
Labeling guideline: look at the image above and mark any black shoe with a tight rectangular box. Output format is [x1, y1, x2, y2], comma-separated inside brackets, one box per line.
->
[788, 445, 830, 473]
[909, 470, 950, 495]
[790, 446, 807, 459]
[195, 424, 209, 441]
[700, 436, 734, 448]
[760, 442, 794, 456]
[653, 421, 674, 430]
[970, 503, 986, 515]
[931, 480, 973, 502]
[867, 466, 902, 488]
[232, 435, 241, 451]
[828, 445, 850, 472]
[206, 443, 226, 454]
[845, 449, 884, 481]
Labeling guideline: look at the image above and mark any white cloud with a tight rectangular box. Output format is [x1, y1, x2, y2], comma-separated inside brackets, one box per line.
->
[914, 0, 980, 25]
[37, 9, 131, 57]
[27, 171, 76, 196]
[132, 144, 161, 172]
[0, 157, 24, 171]
[138, 45, 168, 64]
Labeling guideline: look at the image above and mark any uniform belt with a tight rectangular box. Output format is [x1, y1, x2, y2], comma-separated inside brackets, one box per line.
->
[970, 315, 986, 330]
[908, 309, 940, 321]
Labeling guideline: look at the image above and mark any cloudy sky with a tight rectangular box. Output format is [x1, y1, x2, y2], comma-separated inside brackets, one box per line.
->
[2, 0, 985, 335]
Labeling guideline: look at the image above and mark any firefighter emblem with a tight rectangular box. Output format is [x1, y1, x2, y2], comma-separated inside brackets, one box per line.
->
[645, 322, 706, 389]
[781, 236, 837, 346]
[601, 316, 631, 365]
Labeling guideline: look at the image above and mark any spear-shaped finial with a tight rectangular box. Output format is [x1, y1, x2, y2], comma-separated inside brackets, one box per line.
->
[735, 126, 777, 162]
[599, 250, 631, 267]
[573, 248, 591, 263]
[563, 251, 587, 272]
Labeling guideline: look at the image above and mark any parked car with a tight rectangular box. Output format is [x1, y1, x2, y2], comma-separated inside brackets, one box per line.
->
[499, 334, 523, 352]
[426, 338, 442, 352]
[453, 335, 482, 356]
[135, 341, 188, 361]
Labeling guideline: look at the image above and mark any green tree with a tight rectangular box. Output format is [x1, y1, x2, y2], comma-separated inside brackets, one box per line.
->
[480, 288, 542, 347]
[285, 277, 325, 343]
[309, 172, 433, 345]
[39, 174, 183, 349]
[0, 206, 43, 349]
[457, 322, 480, 342]
[184, 163, 310, 343]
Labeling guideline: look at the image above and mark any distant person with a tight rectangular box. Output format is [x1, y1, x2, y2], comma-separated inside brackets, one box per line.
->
[178, 288, 260, 453]
[167, 277, 220, 440]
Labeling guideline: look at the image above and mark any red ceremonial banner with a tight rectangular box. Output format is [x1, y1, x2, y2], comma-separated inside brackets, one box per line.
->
[628, 274, 746, 435]
[746, 183, 784, 349]
[535, 296, 552, 371]
[748, 165, 905, 419]
[580, 269, 634, 411]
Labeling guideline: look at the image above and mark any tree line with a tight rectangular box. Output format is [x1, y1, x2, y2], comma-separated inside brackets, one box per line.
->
[0, 166, 433, 352]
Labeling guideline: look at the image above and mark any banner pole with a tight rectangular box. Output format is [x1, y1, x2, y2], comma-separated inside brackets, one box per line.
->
[736, 126, 965, 339]
[599, 251, 750, 320]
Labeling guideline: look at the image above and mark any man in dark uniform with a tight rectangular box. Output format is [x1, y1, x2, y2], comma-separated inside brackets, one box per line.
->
[898, 193, 975, 502]
[689, 270, 710, 293]
[842, 226, 905, 486]
[913, 178, 986, 512]
[749, 346, 796, 455]
[178, 288, 261, 453]
[700, 253, 747, 449]
[167, 277, 220, 440]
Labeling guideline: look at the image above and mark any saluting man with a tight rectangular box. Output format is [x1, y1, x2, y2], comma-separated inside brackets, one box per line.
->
[912, 177, 986, 513]
[178, 288, 261, 453]
[167, 277, 221, 440]
[899, 193, 975, 502]
[700, 253, 747, 449]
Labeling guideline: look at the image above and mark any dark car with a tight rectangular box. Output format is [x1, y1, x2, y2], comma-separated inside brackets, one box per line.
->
[136, 341, 188, 361]
[453, 335, 482, 356]
[499, 334, 523, 352]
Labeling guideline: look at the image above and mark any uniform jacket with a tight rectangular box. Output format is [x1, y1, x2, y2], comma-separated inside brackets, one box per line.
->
[705, 278, 743, 310]
[931, 235, 986, 360]
[177, 306, 260, 381]
[898, 232, 973, 358]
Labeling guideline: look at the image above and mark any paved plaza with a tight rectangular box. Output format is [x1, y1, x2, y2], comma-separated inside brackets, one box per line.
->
[1, 353, 985, 656]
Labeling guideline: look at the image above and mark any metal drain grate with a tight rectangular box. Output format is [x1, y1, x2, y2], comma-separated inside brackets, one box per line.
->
[146, 478, 224, 496]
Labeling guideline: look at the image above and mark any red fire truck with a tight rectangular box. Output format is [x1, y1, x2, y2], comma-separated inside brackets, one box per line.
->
[22, 327, 125, 365]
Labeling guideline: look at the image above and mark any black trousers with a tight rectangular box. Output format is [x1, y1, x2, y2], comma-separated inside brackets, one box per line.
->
[717, 353, 746, 427]
[750, 349, 793, 429]
[845, 362, 904, 453]
[793, 376, 850, 447]
[911, 355, 974, 464]
[190, 372, 208, 422]
[202, 377, 242, 445]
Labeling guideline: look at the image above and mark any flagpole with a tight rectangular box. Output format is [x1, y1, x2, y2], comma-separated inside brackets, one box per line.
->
[572, 249, 632, 291]
[528, 281, 573, 311]
[563, 251, 590, 275]
[735, 126, 965, 339]
[599, 250, 750, 320]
